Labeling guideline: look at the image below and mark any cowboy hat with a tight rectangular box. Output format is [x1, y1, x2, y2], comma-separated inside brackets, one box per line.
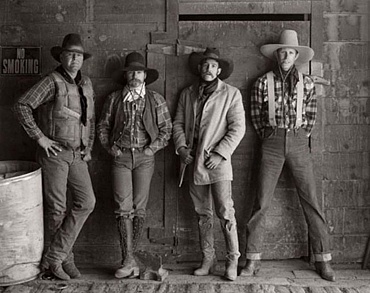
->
[260, 30, 314, 64]
[51, 33, 92, 63]
[188, 47, 234, 80]
[112, 52, 159, 85]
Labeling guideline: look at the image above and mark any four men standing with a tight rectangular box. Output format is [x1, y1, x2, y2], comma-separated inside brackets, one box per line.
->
[13, 30, 335, 282]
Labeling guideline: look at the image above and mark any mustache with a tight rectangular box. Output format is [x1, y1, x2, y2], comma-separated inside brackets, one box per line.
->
[128, 78, 143, 83]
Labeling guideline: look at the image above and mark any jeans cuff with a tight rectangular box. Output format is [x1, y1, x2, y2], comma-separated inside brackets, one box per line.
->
[246, 252, 262, 260]
[314, 253, 332, 262]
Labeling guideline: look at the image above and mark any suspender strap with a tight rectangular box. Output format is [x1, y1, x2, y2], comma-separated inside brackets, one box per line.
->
[266, 71, 276, 127]
[295, 72, 304, 128]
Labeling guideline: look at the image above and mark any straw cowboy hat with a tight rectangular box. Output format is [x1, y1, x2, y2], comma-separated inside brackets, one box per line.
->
[112, 51, 159, 85]
[188, 47, 234, 80]
[260, 30, 314, 64]
[51, 33, 92, 63]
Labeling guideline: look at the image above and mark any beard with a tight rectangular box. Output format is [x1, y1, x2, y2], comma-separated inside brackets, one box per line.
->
[128, 78, 144, 88]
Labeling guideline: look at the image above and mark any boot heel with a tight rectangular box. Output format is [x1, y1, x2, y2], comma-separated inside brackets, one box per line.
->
[209, 262, 218, 274]
[128, 267, 140, 278]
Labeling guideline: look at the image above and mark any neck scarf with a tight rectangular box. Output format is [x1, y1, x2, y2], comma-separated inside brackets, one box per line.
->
[274, 65, 299, 96]
[123, 83, 146, 102]
[198, 78, 218, 100]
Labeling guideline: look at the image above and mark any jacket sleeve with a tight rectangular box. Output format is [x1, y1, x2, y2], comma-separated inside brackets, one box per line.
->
[148, 93, 173, 153]
[172, 89, 188, 153]
[97, 93, 116, 153]
[250, 76, 265, 138]
[213, 88, 246, 159]
[12, 76, 55, 141]
[86, 78, 96, 153]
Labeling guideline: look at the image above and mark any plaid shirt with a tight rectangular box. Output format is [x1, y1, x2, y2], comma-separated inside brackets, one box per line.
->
[98, 88, 172, 154]
[12, 67, 95, 150]
[117, 96, 151, 149]
[251, 70, 317, 138]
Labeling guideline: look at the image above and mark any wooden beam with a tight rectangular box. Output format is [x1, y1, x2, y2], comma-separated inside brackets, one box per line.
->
[311, 0, 323, 62]
[151, 0, 179, 43]
[179, 2, 312, 15]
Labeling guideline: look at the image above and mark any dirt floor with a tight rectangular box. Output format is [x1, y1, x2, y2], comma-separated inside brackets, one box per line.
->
[1, 259, 370, 292]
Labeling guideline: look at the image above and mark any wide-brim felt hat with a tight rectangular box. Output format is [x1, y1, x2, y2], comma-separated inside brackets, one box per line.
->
[188, 47, 234, 80]
[51, 33, 92, 63]
[112, 52, 159, 85]
[260, 29, 314, 64]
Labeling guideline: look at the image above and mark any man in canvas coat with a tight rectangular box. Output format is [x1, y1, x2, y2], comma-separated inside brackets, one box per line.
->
[173, 48, 245, 281]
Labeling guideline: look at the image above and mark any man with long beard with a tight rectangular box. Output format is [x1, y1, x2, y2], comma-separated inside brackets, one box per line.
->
[97, 52, 172, 279]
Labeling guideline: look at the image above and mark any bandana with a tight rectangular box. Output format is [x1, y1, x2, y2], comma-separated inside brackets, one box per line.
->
[123, 83, 146, 102]
[198, 78, 218, 100]
[274, 65, 299, 96]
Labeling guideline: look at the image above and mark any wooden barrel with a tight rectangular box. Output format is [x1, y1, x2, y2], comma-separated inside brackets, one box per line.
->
[0, 161, 44, 286]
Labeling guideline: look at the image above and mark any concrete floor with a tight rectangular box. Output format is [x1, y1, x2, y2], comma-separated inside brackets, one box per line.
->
[1, 259, 370, 293]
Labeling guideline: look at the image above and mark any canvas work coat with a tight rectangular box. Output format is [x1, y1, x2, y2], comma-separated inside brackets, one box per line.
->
[173, 79, 246, 185]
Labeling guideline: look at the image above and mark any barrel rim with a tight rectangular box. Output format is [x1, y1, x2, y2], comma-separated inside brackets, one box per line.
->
[0, 160, 41, 186]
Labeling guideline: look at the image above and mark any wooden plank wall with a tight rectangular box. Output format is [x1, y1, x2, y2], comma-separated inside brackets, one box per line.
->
[0, 0, 368, 265]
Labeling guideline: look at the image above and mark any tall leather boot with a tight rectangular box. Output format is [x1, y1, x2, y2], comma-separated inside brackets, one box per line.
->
[115, 216, 140, 279]
[221, 221, 240, 281]
[194, 216, 217, 276]
[133, 216, 145, 251]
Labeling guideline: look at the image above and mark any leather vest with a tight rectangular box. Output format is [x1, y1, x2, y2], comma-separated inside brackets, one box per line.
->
[38, 71, 94, 149]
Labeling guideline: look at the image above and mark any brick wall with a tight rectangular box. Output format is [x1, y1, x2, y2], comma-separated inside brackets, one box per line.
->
[322, 0, 370, 262]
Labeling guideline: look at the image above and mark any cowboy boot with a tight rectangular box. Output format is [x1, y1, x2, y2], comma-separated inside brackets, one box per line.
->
[62, 253, 81, 279]
[133, 216, 145, 251]
[41, 228, 71, 280]
[40, 218, 64, 273]
[315, 261, 336, 281]
[115, 217, 140, 279]
[40, 257, 70, 281]
[240, 259, 261, 277]
[194, 216, 217, 276]
[221, 221, 240, 281]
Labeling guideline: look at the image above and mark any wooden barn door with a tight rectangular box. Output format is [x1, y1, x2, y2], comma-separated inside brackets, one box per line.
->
[146, 14, 323, 262]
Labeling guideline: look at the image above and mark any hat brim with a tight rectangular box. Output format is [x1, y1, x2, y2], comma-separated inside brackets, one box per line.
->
[188, 52, 234, 80]
[260, 44, 314, 64]
[51, 46, 92, 63]
[112, 66, 159, 86]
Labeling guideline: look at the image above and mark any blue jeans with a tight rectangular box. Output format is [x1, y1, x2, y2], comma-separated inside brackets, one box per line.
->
[246, 128, 331, 262]
[37, 146, 96, 264]
[112, 148, 155, 218]
[189, 165, 240, 260]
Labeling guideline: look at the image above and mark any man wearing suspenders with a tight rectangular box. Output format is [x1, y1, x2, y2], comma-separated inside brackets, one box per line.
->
[242, 30, 335, 281]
